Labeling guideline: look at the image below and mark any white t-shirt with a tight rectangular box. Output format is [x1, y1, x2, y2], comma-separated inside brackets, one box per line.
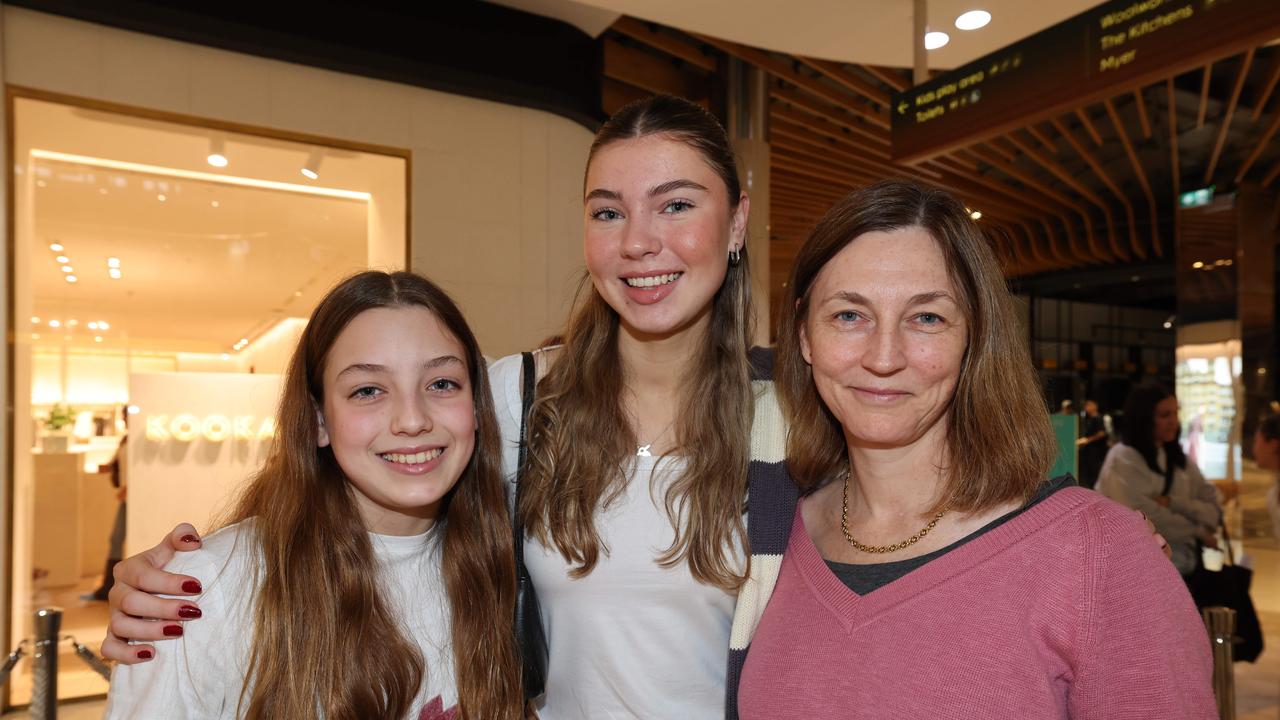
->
[490, 352, 740, 720]
[104, 521, 454, 719]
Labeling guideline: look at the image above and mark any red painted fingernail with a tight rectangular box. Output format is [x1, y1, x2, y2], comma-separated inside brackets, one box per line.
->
[162, 625, 183, 637]
[181, 580, 202, 593]
[178, 605, 202, 619]
[137, 649, 153, 660]
[180, 534, 200, 544]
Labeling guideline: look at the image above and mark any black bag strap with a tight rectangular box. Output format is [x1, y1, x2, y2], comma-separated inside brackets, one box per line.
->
[1160, 448, 1176, 497]
[1220, 514, 1236, 566]
[513, 352, 536, 572]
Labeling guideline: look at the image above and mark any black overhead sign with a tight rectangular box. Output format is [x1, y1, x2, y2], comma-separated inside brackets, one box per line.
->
[891, 0, 1280, 163]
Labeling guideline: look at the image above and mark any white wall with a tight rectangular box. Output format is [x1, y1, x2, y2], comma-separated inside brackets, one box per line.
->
[2, 6, 594, 358]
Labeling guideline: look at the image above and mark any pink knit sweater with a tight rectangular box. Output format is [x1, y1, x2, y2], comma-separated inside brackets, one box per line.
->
[738, 487, 1217, 719]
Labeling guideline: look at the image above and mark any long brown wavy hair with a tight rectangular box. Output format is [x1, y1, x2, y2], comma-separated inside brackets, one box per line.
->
[776, 180, 1055, 513]
[519, 95, 754, 590]
[221, 271, 522, 719]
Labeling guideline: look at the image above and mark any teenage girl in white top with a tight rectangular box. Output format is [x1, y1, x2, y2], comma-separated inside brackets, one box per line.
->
[104, 271, 522, 719]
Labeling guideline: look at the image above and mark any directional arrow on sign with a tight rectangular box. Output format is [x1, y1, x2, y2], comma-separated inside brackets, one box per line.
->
[898, 101, 908, 115]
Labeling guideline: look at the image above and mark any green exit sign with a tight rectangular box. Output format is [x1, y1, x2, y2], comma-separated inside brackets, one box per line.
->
[1179, 186, 1215, 208]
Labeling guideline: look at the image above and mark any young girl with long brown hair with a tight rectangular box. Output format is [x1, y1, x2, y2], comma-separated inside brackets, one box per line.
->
[104, 271, 522, 719]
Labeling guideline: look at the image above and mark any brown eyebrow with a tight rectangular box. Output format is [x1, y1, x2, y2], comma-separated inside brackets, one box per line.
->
[827, 290, 956, 306]
[583, 179, 709, 203]
[335, 355, 465, 379]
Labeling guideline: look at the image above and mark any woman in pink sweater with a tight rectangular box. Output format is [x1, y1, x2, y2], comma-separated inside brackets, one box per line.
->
[739, 180, 1216, 718]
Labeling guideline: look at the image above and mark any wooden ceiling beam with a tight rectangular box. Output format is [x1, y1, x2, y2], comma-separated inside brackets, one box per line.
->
[1003, 133, 1119, 262]
[927, 156, 1069, 226]
[603, 38, 710, 100]
[695, 33, 890, 128]
[1252, 54, 1280, 120]
[770, 85, 890, 145]
[1025, 124, 1059, 155]
[1074, 108, 1104, 145]
[769, 103, 892, 160]
[1049, 116, 1139, 262]
[1133, 88, 1153, 140]
[964, 144, 1096, 254]
[862, 64, 910, 92]
[1104, 98, 1161, 257]
[610, 17, 718, 72]
[1234, 108, 1280, 184]
[1197, 63, 1213, 128]
[770, 120, 939, 182]
[1205, 47, 1256, 183]
[1261, 155, 1280, 187]
[795, 56, 892, 107]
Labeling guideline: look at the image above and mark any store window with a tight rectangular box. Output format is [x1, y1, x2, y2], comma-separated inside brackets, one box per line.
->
[8, 96, 407, 705]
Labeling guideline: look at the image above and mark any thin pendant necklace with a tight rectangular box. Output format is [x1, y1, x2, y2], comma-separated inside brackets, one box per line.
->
[840, 471, 945, 554]
[636, 417, 677, 457]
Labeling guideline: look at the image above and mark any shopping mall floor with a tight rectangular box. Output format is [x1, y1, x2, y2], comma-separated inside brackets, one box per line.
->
[7, 468, 1280, 719]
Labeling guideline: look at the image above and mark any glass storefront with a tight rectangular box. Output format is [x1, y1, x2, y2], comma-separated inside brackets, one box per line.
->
[8, 95, 407, 704]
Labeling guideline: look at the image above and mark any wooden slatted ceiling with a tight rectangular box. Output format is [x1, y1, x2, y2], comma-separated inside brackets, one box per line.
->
[601, 18, 1280, 323]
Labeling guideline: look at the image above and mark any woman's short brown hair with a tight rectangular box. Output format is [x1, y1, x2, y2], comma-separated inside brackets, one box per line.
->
[776, 179, 1056, 513]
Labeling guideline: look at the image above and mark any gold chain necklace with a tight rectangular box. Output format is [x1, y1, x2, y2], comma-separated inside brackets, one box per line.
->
[840, 471, 945, 554]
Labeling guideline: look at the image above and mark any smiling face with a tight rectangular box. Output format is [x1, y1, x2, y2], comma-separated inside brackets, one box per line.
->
[583, 134, 748, 339]
[317, 305, 475, 535]
[799, 227, 968, 450]
[1153, 395, 1180, 445]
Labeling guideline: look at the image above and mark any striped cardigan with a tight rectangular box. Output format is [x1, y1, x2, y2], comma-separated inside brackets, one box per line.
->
[725, 348, 800, 719]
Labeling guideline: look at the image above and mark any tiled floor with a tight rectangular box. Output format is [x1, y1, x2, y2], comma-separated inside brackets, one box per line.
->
[6, 468, 1280, 718]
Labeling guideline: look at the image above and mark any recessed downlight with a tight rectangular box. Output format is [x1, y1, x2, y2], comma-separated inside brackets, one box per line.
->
[65, 275, 78, 284]
[49, 243, 64, 252]
[925, 31, 950, 50]
[955, 10, 991, 30]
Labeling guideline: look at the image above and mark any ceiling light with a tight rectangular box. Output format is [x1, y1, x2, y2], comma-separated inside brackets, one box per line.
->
[94, 336, 103, 343]
[65, 275, 78, 283]
[220, 353, 230, 360]
[55, 255, 69, 263]
[88, 321, 98, 330]
[30, 316, 39, 324]
[969, 210, 982, 220]
[36, 180, 46, 188]
[107, 257, 120, 268]
[1163, 321, 1172, 329]
[211, 200, 220, 208]
[207, 138, 228, 168]
[61, 265, 74, 273]
[925, 31, 950, 50]
[157, 194, 167, 202]
[1192, 261, 1204, 268]
[48, 320, 60, 328]
[31, 150, 371, 201]
[66, 319, 78, 327]
[98, 321, 109, 330]
[955, 10, 991, 30]
[109, 268, 123, 279]
[49, 243, 63, 252]
[301, 148, 323, 180]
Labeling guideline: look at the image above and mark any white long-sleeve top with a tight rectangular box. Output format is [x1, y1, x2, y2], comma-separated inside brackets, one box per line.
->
[1097, 442, 1221, 574]
[103, 521, 456, 719]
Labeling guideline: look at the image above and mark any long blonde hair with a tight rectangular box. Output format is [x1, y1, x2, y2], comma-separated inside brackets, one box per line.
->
[519, 95, 754, 590]
[223, 271, 522, 719]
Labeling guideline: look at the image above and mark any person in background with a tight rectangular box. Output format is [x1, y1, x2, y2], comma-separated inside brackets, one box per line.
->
[1075, 399, 1108, 489]
[1097, 384, 1221, 578]
[1059, 399, 1076, 416]
[1255, 414, 1280, 543]
[82, 431, 127, 602]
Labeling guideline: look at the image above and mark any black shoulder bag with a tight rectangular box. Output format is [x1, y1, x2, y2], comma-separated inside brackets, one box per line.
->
[1171, 454, 1264, 662]
[514, 352, 550, 698]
